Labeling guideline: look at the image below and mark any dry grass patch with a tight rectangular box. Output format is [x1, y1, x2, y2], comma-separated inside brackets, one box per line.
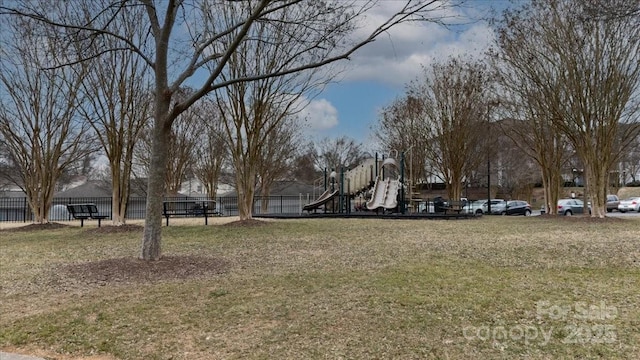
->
[1, 216, 639, 359]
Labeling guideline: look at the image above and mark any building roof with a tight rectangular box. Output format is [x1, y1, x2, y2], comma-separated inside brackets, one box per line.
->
[222, 181, 316, 197]
[54, 180, 112, 198]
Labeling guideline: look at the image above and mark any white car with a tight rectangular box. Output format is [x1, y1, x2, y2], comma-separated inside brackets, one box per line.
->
[462, 199, 503, 215]
[617, 197, 640, 212]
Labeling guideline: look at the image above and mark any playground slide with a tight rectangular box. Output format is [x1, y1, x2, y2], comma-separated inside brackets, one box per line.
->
[303, 189, 339, 212]
[366, 178, 399, 210]
[383, 179, 399, 209]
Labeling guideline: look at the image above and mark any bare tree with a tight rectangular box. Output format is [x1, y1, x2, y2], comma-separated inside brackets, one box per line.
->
[488, 47, 573, 215]
[135, 88, 205, 195]
[291, 143, 322, 184]
[313, 136, 369, 173]
[408, 57, 490, 201]
[78, 6, 152, 225]
[491, 123, 542, 200]
[619, 131, 640, 183]
[494, 0, 640, 217]
[192, 98, 228, 200]
[1, 0, 464, 260]
[257, 116, 303, 214]
[374, 95, 430, 187]
[583, 0, 640, 20]
[213, 2, 333, 220]
[0, 11, 94, 223]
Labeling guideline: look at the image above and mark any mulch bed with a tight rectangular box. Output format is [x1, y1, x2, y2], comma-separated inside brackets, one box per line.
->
[222, 219, 270, 227]
[1, 222, 70, 232]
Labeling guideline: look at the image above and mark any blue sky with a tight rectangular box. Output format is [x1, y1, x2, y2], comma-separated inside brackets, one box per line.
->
[301, 1, 514, 150]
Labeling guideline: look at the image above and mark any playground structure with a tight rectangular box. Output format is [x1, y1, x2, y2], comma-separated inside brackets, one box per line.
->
[303, 152, 407, 214]
[365, 157, 401, 211]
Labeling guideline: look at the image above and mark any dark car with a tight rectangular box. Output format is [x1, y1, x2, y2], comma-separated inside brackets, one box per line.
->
[495, 200, 532, 216]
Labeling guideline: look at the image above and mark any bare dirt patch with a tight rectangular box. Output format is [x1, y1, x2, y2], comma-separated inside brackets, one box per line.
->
[58, 255, 228, 286]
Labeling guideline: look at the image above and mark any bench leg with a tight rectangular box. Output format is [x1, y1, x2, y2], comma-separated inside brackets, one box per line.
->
[97, 218, 101, 227]
[80, 218, 84, 227]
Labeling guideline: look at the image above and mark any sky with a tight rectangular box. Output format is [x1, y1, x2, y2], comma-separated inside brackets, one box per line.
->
[300, 0, 514, 151]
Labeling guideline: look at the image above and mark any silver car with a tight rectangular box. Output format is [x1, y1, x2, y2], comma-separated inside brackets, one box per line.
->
[557, 199, 590, 216]
[463, 199, 503, 215]
[617, 197, 640, 212]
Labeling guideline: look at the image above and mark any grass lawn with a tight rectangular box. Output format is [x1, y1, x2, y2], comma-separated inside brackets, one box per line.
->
[1, 216, 639, 359]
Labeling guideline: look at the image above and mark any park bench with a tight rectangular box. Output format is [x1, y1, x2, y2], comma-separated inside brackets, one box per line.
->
[66, 203, 109, 227]
[162, 199, 220, 226]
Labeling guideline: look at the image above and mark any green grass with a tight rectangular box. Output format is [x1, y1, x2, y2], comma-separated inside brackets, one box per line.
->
[1, 216, 639, 359]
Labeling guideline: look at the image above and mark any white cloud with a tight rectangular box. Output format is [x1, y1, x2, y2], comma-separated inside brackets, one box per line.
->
[340, 4, 496, 87]
[299, 99, 339, 131]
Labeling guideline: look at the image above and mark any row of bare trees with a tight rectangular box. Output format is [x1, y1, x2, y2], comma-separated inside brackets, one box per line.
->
[493, 0, 640, 216]
[1, 0, 455, 260]
[374, 0, 640, 217]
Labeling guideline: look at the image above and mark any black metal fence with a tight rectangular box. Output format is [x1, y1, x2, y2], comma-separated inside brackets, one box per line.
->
[0, 195, 312, 222]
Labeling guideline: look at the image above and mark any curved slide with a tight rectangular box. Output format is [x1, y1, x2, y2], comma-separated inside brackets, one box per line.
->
[303, 189, 339, 212]
[366, 177, 399, 210]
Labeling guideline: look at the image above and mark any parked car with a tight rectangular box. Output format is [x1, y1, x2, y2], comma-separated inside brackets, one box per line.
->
[557, 199, 590, 216]
[617, 197, 640, 212]
[462, 199, 501, 215]
[606, 194, 620, 212]
[462, 199, 486, 214]
[482, 199, 505, 214]
[492, 200, 532, 216]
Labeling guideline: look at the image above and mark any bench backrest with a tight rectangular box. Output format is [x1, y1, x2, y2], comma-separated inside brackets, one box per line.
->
[67, 203, 99, 217]
[163, 200, 217, 214]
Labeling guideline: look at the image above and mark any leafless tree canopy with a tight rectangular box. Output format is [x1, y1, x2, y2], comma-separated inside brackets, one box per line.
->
[0, 9, 95, 223]
[494, 0, 640, 217]
[77, 5, 152, 225]
[192, 97, 228, 200]
[313, 136, 369, 174]
[374, 95, 430, 187]
[407, 57, 490, 200]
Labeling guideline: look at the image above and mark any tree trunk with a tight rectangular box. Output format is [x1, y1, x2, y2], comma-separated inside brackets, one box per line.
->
[112, 184, 129, 226]
[238, 186, 255, 220]
[260, 188, 271, 214]
[140, 115, 171, 260]
[110, 164, 129, 225]
[540, 166, 562, 215]
[586, 162, 607, 218]
[236, 168, 256, 220]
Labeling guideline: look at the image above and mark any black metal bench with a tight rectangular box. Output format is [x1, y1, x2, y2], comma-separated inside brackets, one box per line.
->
[66, 203, 109, 227]
[162, 200, 220, 226]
